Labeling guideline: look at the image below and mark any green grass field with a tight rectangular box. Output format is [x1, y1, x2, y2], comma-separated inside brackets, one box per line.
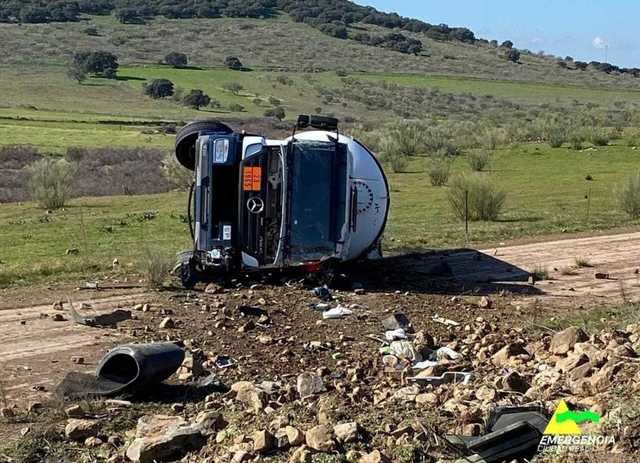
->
[2, 141, 639, 287]
[2, 12, 640, 287]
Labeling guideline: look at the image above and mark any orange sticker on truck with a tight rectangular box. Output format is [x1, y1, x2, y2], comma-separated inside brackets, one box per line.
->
[242, 167, 262, 191]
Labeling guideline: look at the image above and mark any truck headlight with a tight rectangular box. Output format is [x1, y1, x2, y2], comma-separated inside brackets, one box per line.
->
[213, 139, 229, 164]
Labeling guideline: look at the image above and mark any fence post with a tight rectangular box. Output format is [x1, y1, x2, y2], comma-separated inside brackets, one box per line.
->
[465, 189, 469, 247]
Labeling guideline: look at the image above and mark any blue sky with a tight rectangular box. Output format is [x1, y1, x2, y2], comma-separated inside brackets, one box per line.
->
[356, 1, 639, 67]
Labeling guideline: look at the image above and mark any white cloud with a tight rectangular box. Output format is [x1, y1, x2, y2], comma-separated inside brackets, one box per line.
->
[593, 36, 608, 49]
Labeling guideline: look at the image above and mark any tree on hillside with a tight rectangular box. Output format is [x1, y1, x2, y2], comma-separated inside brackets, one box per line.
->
[182, 89, 210, 110]
[264, 107, 286, 121]
[165, 52, 188, 68]
[224, 56, 243, 70]
[505, 49, 521, 63]
[73, 51, 119, 78]
[500, 40, 514, 49]
[143, 79, 175, 99]
[67, 62, 87, 84]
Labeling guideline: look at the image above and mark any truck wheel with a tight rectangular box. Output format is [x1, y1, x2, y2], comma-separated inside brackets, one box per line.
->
[175, 120, 233, 170]
[180, 261, 199, 290]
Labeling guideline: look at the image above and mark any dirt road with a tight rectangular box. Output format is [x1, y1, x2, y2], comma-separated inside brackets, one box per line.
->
[1, 231, 639, 408]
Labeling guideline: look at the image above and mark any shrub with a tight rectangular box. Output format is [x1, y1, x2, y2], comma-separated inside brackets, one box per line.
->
[427, 155, 452, 186]
[164, 52, 188, 68]
[590, 129, 610, 146]
[224, 56, 243, 70]
[447, 174, 506, 221]
[627, 133, 640, 148]
[143, 79, 174, 99]
[568, 128, 588, 150]
[378, 135, 408, 173]
[506, 49, 521, 63]
[27, 157, 77, 209]
[228, 103, 245, 112]
[142, 248, 173, 289]
[619, 172, 640, 218]
[161, 153, 192, 191]
[545, 123, 568, 148]
[468, 150, 491, 172]
[182, 89, 210, 109]
[388, 121, 426, 156]
[264, 106, 285, 121]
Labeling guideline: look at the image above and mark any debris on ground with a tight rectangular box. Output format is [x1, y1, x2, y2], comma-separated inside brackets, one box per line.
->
[68, 299, 132, 327]
[57, 343, 185, 398]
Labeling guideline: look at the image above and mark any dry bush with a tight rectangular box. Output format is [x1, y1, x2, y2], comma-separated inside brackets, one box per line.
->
[468, 150, 492, 172]
[427, 154, 452, 186]
[161, 152, 193, 191]
[26, 157, 77, 209]
[378, 134, 409, 173]
[618, 172, 640, 219]
[142, 248, 173, 288]
[589, 128, 610, 146]
[388, 120, 426, 156]
[447, 173, 507, 221]
[575, 256, 593, 268]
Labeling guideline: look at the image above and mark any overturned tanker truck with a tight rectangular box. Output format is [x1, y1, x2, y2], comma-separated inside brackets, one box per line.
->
[174, 115, 390, 288]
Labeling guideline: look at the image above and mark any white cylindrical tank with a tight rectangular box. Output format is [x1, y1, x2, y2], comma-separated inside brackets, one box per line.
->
[286, 131, 390, 261]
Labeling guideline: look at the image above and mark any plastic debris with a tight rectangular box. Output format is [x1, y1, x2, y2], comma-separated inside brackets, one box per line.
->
[384, 328, 407, 341]
[411, 360, 440, 370]
[322, 306, 353, 319]
[436, 346, 463, 362]
[432, 315, 460, 327]
[387, 340, 422, 362]
[408, 371, 472, 386]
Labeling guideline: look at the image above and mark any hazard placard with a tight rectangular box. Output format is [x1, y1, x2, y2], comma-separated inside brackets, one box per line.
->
[242, 167, 262, 191]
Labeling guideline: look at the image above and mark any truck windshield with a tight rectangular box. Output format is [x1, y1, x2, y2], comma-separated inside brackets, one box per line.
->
[289, 140, 347, 262]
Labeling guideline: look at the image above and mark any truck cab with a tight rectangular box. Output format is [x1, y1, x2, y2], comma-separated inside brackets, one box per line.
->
[175, 116, 389, 288]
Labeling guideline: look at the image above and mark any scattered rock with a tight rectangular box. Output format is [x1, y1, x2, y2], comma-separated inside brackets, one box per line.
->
[305, 425, 335, 452]
[478, 296, 493, 309]
[159, 317, 175, 329]
[233, 382, 266, 413]
[359, 450, 391, 463]
[126, 415, 206, 463]
[52, 313, 66, 322]
[334, 422, 359, 443]
[285, 426, 304, 446]
[296, 372, 325, 399]
[65, 419, 99, 442]
[65, 404, 85, 418]
[491, 343, 529, 367]
[550, 327, 589, 355]
[252, 430, 274, 453]
[0, 408, 14, 418]
[84, 436, 103, 448]
[71, 356, 85, 365]
[289, 446, 312, 463]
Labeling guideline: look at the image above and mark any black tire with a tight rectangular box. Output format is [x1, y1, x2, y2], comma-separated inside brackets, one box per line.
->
[180, 261, 199, 290]
[175, 120, 233, 170]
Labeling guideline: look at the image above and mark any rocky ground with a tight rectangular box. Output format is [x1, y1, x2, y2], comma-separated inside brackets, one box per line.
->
[2, 236, 640, 462]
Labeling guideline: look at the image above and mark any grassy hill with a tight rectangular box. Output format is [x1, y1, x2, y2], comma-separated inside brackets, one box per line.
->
[2, 2, 640, 287]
